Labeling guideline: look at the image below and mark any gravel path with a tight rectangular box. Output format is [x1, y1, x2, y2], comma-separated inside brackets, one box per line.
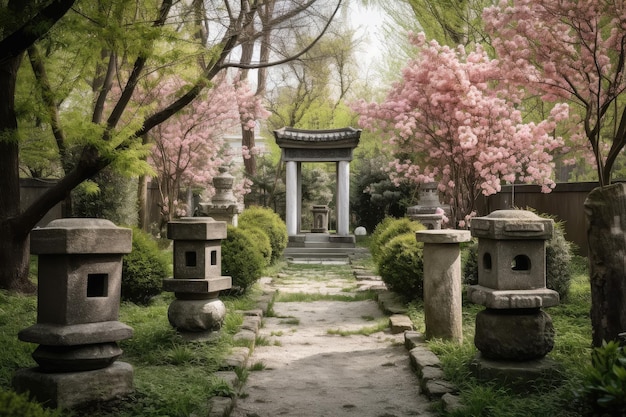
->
[231, 264, 437, 417]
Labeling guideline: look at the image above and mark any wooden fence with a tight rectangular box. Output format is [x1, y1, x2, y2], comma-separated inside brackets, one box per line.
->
[477, 182, 598, 256]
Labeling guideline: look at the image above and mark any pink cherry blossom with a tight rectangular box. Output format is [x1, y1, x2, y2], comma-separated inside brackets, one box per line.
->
[352, 34, 566, 227]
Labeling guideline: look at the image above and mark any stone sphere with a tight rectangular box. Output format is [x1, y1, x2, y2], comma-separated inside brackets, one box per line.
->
[354, 226, 367, 236]
[168, 298, 226, 332]
[474, 309, 554, 360]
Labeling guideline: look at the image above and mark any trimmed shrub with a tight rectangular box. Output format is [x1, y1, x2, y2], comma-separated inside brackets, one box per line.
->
[122, 227, 170, 305]
[462, 214, 573, 300]
[239, 225, 272, 266]
[0, 390, 62, 417]
[377, 232, 425, 301]
[222, 225, 265, 294]
[239, 206, 287, 264]
[370, 217, 426, 262]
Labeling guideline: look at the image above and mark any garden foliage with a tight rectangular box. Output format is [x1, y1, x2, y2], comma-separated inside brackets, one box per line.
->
[122, 227, 170, 305]
[0, 390, 62, 417]
[377, 232, 425, 301]
[370, 217, 425, 263]
[239, 206, 287, 264]
[238, 224, 273, 267]
[222, 225, 265, 294]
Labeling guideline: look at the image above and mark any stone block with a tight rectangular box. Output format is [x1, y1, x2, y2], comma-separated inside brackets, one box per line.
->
[420, 365, 444, 382]
[467, 285, 559, 309]
[172, 240, 223, 279]
[36, 255, 124, 325]
[415, 229, 471, 244]
[167, 217, 227, 240]
[424, 379, 456, 398]
[162, 276, 232, 294]
[221, 347, 250, 370]
[409, 347, 441, 371]
[474, 309, 555, 360]
[167, 299, 226, 332]
[389, 314, 414, 334]
[30, 219, 132, 255]
[404, 331, 425, 350]
[470, 354, 561, 393]
[208, 396, 234, 417]
[13, 362, 133, 409]
[19, 321, 133, 346]
[241, 315, 262, 333]
[441, 393, 463, 413]
[377, 291, 408, 314]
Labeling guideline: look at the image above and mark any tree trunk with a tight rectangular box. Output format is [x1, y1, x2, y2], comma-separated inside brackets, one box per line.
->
[584, 183, 626, 346]
[137, 174, 149, 231]
[0, 50, 35, 292]
[242, 127, 257, 176]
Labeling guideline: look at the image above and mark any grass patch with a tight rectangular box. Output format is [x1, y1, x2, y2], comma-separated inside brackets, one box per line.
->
[275, 291, 377, 303]
[327, 318, 389, 336]
[249, 361, 266, 371]
[279, 318, 300, 325]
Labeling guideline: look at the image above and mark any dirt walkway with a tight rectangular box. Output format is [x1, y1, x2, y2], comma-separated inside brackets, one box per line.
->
[231, 263, 437, 417]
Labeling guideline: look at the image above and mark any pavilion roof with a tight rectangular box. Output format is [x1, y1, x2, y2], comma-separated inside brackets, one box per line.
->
[273, 127, 361, 149]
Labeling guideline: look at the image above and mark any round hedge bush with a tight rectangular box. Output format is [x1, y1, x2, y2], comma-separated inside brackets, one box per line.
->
[239, 206, 287, 264]
[370, 217, 426, 262]
[462, 215, 573, 300]
[222, 225, 265, 294]
[239, 225, 272, 266]
[0, 390, 63, 417]
[122, 227, 170, 305]
[377, 232, 425, 301]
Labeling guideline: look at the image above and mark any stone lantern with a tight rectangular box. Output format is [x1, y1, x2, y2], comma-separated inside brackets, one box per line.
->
[14, 219, 134, 409]
[163, 217, 231, 337]
[467, 210, 560, 388]
[407, 182, 450, 230]
[196, 166, 241, 226]
[311, 205, 329, 233]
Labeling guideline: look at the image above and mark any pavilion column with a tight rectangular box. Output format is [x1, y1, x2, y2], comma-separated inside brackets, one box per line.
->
[285, 160, 298, 236]
[337, 160, 350, 236]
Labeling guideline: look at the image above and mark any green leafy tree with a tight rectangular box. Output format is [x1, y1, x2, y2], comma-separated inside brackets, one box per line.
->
[0, 0, 343, 292]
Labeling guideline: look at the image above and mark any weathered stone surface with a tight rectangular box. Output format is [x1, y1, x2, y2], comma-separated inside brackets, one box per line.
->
[32, 342, 122, 372]
[389, 314, 414, 334]
[233, 329, 257, 346]
[354, 275, 381, 282]
[167, 299, 226, 332]
[36, 255, 125, 325]
[467, 286, 560, 309]
[354, 226, 367, 236]
[19, 321, 133, 346]
[167, 217, 227, 240]
[409, 347, 441, 371]
[404, 331, 425, 350]
[471, 210, 553, 240]
[162, 276, 232, 294]
[415, 230, 471, 244]
[208, 396, 234, 417]
[424, 379, 456, 398]
[470, 354, 561, 392]
[241, 309, 264, 318]
[420, 235, 464, 343]
[221, 347, 250, 370]
[474, 309, 555, 360]
[213, 371, 240, 391]
[31, 219, 132, 254]
[420, 365, 444, 382]
[241, 316, 262, 333]
[13, 362, 133, 409]
[441, 393, 463, 413]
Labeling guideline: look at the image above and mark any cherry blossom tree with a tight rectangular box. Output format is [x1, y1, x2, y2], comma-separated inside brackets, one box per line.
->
[484, 0, 626, 346]
[149, 74, 268, 229]
[353, 33, 568, 227]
